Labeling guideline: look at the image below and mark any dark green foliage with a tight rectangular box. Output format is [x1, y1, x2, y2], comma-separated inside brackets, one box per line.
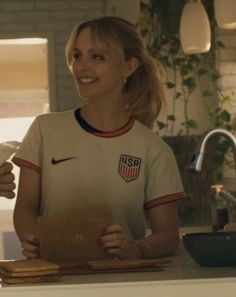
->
[140, 0, 236, 186]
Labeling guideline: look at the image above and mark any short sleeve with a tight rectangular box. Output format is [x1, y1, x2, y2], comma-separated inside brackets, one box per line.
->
[12, 116, 42, 172]
[144, 144, 185, 209]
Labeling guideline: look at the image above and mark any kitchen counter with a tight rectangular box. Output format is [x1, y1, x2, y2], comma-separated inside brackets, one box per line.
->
[1, 240, 236, 297]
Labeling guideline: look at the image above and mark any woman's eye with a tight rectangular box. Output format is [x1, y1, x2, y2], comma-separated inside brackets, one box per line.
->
[93, 54, 104, 61]
[72, 51, 80, 60]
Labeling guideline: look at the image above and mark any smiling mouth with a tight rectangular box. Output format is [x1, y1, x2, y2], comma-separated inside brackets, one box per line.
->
[79, 77, 98, 85]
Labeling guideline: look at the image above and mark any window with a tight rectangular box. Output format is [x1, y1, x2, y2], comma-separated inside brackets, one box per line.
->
[0, 38, 49, 209]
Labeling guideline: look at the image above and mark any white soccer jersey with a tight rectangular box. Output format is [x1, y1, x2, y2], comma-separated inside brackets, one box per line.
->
[13, 109, 185, 240]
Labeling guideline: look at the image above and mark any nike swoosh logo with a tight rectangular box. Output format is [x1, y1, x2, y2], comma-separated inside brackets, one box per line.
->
[51, 157, 76, 165]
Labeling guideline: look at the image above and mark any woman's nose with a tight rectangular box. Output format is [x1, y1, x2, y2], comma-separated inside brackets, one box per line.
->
[76, 56, 90, 70]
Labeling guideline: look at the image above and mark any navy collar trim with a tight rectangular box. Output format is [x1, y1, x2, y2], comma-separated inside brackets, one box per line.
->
[74, 107, 134, 137]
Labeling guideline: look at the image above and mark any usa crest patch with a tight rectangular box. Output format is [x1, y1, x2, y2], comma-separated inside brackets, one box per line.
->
[118, 154, 141, 182]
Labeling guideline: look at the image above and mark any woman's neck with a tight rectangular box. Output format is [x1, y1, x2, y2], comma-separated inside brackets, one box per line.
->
[80, 102, 129, 132]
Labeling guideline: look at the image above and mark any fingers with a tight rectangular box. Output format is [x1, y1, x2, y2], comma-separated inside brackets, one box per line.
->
[103, 224, 123, 234]
[21, 235, 40, 259]
[0, 190, 15, 199]
[0, 162, 13, 175]
[0, 175, 15, 187]
[0, 177, 16, 198]
[0, 162, 16, 199]
[100, 224, 130, 257]
[101, 233, 128, 248]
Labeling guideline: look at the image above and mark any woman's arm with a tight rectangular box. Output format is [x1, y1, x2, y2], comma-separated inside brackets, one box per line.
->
[101, 201, 180, 259]
[140, 201, 180, 258]
[13, 166, 41, 258]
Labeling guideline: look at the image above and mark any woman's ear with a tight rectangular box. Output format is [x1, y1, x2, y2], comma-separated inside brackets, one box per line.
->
[125, 58, 139, 77]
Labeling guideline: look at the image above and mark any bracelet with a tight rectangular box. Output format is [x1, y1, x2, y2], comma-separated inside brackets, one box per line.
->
[133, 239, 152, 259]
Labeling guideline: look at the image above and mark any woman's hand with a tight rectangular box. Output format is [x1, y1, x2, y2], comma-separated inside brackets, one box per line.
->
[100, 224, 142, 259]
[0, 162, 15, 199]
[21, 234, 40, 259]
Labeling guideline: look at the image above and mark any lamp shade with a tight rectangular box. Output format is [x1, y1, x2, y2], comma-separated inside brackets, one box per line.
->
[214, 0, 236, 29]
[180, 0, 211, 54]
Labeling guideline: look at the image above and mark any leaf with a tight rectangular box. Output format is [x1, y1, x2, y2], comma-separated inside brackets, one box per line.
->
[180, 68, 190, 76]
[188, 55, 200, 65]
[160, 34, 169, 45]
[211, 72, 221, 81]
[216, 41, 225, 49]
[181, 119, 198, 129]
[202, 89, 213, 97]
[197, 68, 208, 76]
[140, 28, 149, 36]
[219, 110, 231, 122]
[156, 121, 166, 129]
[183, 63, 194, 71]
[213, 154, 225, 167]
[160, 56, 172, 67]
[175, 92, 182, 99]
[182, 77, 197, 93]
[186, 119, 198, 129]
[165, 82, 176, 88]
[168, 114, 176, 121]
[174, 58, 185, 66]
[221, 95, 232, 105]
[169, 47, 179, 55]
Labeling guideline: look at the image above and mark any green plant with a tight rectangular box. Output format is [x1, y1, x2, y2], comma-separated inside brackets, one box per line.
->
[139, 0, 235, 182]
[140, 0, 233, 136]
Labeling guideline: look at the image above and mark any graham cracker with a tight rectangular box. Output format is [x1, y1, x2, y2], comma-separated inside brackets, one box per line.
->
[88, 259, 172, 270]
[2, 275, 61, 285]
[38, 207, 113, 262]
[0, 258, 60, 273]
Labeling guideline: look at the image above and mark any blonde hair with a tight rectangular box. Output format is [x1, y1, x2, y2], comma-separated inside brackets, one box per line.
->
[66, 16, 165, 129]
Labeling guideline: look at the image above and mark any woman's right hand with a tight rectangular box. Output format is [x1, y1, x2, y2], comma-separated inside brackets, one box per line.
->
[21, 234, 40, 259]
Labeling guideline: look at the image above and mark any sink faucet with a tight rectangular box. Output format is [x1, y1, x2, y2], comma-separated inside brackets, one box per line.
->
[190, 128, 236, 172]
[190, 128, 236, 229]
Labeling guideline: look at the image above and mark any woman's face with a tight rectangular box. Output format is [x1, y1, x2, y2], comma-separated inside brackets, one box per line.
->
[71, 27, 128, 101]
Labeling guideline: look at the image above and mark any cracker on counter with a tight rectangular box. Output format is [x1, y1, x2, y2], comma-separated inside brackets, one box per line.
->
[0, 258, 60, 273]
[0, 267, 59, 278]
[2, 275, 62, 285]
[88, 258, 171, 270]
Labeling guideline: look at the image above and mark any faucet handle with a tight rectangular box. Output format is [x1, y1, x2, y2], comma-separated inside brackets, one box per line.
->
[211, 184, 224, 194]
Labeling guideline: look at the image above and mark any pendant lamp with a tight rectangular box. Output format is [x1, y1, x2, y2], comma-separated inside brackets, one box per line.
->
[180, 0, 211, 54]
[214, 0, 236, 29]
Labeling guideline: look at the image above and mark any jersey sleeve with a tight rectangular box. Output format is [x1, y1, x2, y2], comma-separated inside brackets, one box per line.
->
[144, 144, 185, 209]
[12, 116, 42, 172]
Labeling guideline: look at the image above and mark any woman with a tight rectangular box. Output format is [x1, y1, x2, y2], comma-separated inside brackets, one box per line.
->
[13, 16, 185, 259]
[0, 162, 15, 199]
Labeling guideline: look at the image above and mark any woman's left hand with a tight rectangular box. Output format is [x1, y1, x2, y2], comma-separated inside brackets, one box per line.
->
[100, 224, 142, 259]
